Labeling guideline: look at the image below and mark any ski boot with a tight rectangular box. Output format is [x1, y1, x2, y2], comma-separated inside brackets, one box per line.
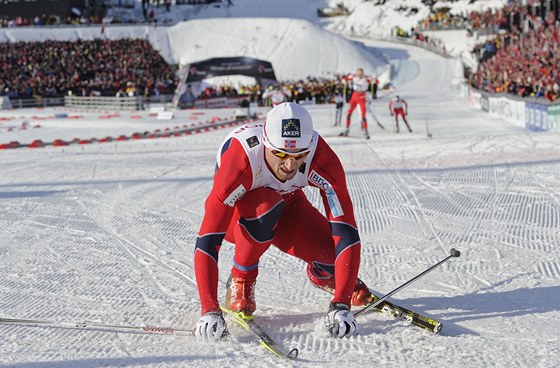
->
[225, 275, 257, 318]
[307, 266, 376, 307]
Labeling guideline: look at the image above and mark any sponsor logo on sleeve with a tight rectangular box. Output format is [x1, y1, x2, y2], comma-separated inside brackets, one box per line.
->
[326, 187, 344, 218]
[309, 170, 331, 190]
[246, 135, 259, 148]
[224, 184, 246, 207]
[309, 170, 344, 217]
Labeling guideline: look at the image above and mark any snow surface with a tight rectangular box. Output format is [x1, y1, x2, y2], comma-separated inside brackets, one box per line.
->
[2, 1, 560, 368]
[165, 18, 390, 80]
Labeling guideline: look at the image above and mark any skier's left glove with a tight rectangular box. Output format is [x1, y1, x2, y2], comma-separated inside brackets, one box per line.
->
[324, 302, 357, 338]
[195, 311, 228, 342]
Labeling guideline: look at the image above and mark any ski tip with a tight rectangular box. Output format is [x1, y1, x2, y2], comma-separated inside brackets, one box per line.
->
[450, 248, 461, 258]
[287, 348, 299, 359]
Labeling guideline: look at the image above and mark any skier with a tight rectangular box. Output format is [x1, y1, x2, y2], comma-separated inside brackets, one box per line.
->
[194, 102, 374, 342]
[341, 67, 374, 139]
[262, 85, 291, 107]
[333, 89, 344, 126]
[389, 95, 412, 133]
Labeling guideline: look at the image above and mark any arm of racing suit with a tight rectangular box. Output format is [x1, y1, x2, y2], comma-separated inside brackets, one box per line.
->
[308, 136, 361, 308]
[194, 138, 253, 315]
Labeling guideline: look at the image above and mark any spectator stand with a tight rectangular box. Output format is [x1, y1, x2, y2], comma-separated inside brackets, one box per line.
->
[0, 37, 178, 109]
[418, 8, 469, 32]
[390, 26, 451, 59]
[470, 20, 560, 103]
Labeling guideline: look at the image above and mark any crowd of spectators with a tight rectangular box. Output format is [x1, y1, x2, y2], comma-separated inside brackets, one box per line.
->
[469, 1, 560, 102]
[194, 75, 366, 107]
[2, 0, 558, 105]
[466, 6, 509, 32]
[470, 18, 559, 102]
[0, 28, 379, 106]
[417, 2, 555, 35]
[0, 15, 106, 28]
[0, 38, 177, 99]
[418, 11, 468, 31]
[411, 1, 560, 102]
[269, 77, 352, 105]
[0, 32, 382, 107]
[392, 26, 448, 55]
[378, 2, 560, 103]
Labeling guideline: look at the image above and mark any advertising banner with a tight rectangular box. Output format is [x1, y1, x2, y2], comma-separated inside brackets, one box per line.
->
[525, 102, 548, 131]
[548, 104, 560, 132]
[186, 57, 276, 85]
[193, 96, 247, 109]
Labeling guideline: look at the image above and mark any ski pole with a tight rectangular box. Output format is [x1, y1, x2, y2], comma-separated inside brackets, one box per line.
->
[354, 248, 461, 317]
[0, 316, 194, 336]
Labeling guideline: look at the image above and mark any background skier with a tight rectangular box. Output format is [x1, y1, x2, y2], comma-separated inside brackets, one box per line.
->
[341, 67, 374, 139]
[388, 95, 412, 133]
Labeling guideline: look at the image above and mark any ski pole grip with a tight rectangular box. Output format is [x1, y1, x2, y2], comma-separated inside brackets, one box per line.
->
[450, 248, 461, 257]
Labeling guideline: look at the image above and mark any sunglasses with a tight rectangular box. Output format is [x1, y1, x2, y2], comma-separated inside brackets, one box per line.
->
[271, 149, 309, 160]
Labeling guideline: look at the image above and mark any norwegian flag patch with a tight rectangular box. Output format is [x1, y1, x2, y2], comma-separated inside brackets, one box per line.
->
[284, 140, 297, 148]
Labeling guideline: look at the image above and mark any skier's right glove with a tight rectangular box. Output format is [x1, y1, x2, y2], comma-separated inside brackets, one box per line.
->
[325, 302, 358, 338]
[195, 311, 228, 342]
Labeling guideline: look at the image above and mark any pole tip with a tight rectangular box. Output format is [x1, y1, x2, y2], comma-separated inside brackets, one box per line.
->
[450, 248, 461, 257]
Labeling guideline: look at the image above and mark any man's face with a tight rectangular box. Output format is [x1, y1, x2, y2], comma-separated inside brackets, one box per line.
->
[356, 69, 364, 78]
[264, 147, 308, 182]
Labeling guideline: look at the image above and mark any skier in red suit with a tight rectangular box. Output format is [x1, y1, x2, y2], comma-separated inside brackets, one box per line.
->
[194, 102, 374, 341]
[341, 67, 373, 139]
[388, 95, 412, 133]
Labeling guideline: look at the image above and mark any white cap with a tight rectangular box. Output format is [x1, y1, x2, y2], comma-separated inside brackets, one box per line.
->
[263, 102, 314, 152]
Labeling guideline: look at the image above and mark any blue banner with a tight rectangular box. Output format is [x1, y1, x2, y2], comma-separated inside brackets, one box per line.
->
[525, 102, 548, 132]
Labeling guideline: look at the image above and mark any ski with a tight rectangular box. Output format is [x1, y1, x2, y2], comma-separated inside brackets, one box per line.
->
[356, 249, 460, 333]
[0, 316, 194, 336]
[363, 292, 442, 334]
[220, 306, 299, 360]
